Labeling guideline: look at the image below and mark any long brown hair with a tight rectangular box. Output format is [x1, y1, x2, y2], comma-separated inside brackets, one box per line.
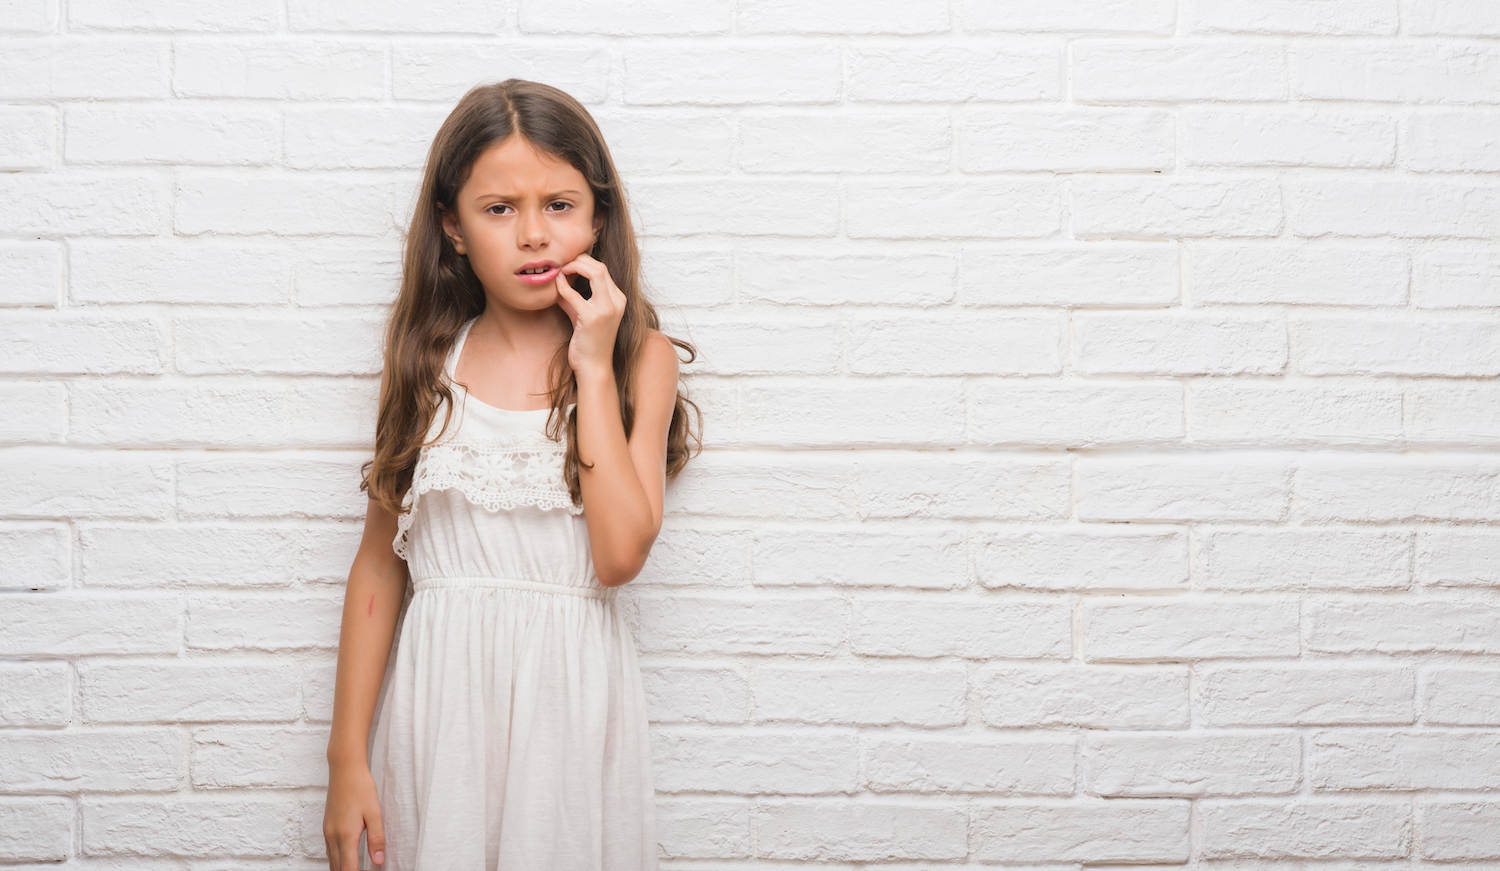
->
[362, 79, 700, 516]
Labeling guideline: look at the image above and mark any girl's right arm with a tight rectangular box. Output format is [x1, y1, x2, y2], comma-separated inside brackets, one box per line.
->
[323, 498, 409, 871]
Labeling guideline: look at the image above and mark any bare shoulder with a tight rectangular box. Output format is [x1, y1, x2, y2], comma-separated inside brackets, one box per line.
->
[638, 328, 681, 387]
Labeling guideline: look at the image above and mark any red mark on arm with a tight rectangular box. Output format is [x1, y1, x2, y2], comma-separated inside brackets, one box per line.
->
[367, 595, 374, 617]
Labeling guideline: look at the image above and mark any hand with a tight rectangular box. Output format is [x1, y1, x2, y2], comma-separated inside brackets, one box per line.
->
[554, 253, 626, 380]
[323, 764, 385, 870]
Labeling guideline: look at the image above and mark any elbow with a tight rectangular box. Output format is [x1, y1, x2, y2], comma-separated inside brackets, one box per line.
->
[594, 530, 659, 588]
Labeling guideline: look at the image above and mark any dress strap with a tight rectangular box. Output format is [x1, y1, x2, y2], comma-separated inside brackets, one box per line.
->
[446, 318, 477, 383]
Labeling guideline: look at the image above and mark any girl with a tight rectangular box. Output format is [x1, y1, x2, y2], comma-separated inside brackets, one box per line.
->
[322, 80, 697, 871]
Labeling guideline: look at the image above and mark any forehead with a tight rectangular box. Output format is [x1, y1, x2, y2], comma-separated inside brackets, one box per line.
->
[462, 136, 589, 197]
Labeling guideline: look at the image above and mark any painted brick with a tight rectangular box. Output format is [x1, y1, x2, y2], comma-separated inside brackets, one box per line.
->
[756, 665, 967, 726]
[176, 173, 392, 237]
[70, 240, 291, 305]
[740, 379, 963, 447]
[0, 521, 68, 590]
[0, 240, 60, 307]
[1076, 313, 1287, 376]
[1, 0, 56, 33]
[847, 179, 1060, 239]
[187, 594, 341, 650]
[1307, 600, 1500, 653]
[191, 727, 327, 789]
[1295, 180, 1500, 238]
[655, 797, 750, 859]
[1189, 241, 1407, 307]
[849, 314, 1062, 374]
[971, 800, 1190, 863]
[1073, 40, 1287, 103]
[176, 454, 367, 520]
[1191, 383, 1403, 446]
[634, 179, 839, 237]
[666, 452, 859, 519]
[1422, 668, 1500, 725]
[852, 597, 1071, 659]
[1297, 456, 1500, 521]
[1198, 528, 1410, 591]
[973, 381, 1183, 446]
[1085, 731, 1300, 796]
[0, 38, 169, 99]
[0, 728, 182, 793]
[1185, 109, 1395, 168]
[294, 243, 402, 307]
[1421, 801, 1500, 859]
[0, 382, 65, 443]
[0, 450, 172, 520]
[978, 527, 1186, 590]
[285, 106, 447, 170]
[1188, 0, 1398, 34]
[288, 0, 504, 32]
[1077, 455, 1293, 522]
[634, 594, 844, 655]
[81, 662, 301, 723]
[640, 665, 750, 724]
[961, 108, 1173, 172]
[847, 42, 1062, 102]
[1417, 530, 1500, 586]
[79, 522, 356, 588]
[0, 660, 70, 726]
[857, 454, 1072, 520]
[0, 105, 54, 170]
[392, 42, 609, 103]
[1310, 728, 1500, 790]
[865, 734, 1074, 794]
[753, 528, 966, 589]
[1084, 598, 1300, 661]
[0, 172, 163, 236]
[960, 244, 1179, 307]
[739, 249, 956, 307]
[1410, 0, 1500, 35]
[596, 112, 734, 176]
[173, 39, 384, 99]
[1198, 799, 1411, 859]
[961, 0, 1174, 34]
[1296, 42, 1500, 103]
[625, 43, 840, 106]
[301, 661, 336, 723]
[740, 0, 948, 34]
[1414, 248, 1500, 309]
[70, 0, 280, 31]
[1407, 110, 1500, 172]
[977, 664, 1190, 729]
[0, 593, 179, 656]
[66, 104, 277, 166]
[741, 111, 950, 173]
[83, 797, 299, 857]
[0, 313, 165, 375]
[0, 797, 71, 862]
[653, 727, 858, 794]
[1073, 178, 1283, 239]
[681, 318, 839, 376]
[176, 315, 382, 375]
[521, 0, 729, 34]
[1198, 665, 1415, 726]
[757, 799, 967, 861]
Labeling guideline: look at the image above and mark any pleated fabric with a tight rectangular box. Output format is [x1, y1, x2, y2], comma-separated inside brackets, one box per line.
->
[363, 320, 656, 871]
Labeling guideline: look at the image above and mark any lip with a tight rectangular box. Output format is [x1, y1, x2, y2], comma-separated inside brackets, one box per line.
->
[515, 260, 561, 286]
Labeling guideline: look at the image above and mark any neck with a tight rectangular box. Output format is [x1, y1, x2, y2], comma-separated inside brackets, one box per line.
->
[473, 301, 571, 356]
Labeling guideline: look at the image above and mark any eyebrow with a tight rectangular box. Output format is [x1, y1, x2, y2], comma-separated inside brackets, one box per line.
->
[470, 189, 587, 202]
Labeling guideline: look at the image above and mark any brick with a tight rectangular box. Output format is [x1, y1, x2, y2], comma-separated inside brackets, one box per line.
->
[294, 243, 402, 307]
[176, 314, 382, 375]
[1295, 179, 1500, 238]
[70, 0, 280, 30]
[1199, 528, 1409, 591]
[1185, 108, 1394, 168]
[847, 42, 1061, 102]
[1299, 456, 1500, 521]
[633, 179, 839, 237]
[0, 173, 163, 236]
[80, 522, 355, 589]
[1410, 0, 1500, 35]
[1407, 110, 1500, 171]
[0, 105, 53, 169]
[188, 594, 341, 650]
[70, 240, 290, 305]
[1200, 665, 1414, 726]
[0, 522, 67, 589]
[653, 727, 857, 794]
[176, 173, 391, 236]
[655, 797, 750, 859]
[0, 314, 165, 375]
[0, 382, 65, 443]
[1077, 311, 1290, 376]
[1296, 42, 1500, 103]
[1414, 248, 1500, 308]
[1421, 801, 1500, 859]
[192, 727, 327, 789]
[1073, 40, 1286, 103]
[0, 728, 182, 793]
[289, 0, 503, 31]
[681, 318, 839, 376]
[625, 43, 839, 105]
[1085, 598, 1299, 661]
[301, 661, 336, 723]
[0, 450, 171, 520]
[392, 42, 608, 102]
[521, 0, 726, 33]
[1192, 383, 1402, 446]
[858, 454, 1071, 520]
[741, 111, 949, 173]
[1199, 799, 1410, 859]
[286, 106, 446, 170]
[0, 239, 60, 306]
[1188, 0, 1397, 34]
[0, 660, 69, 726]
[640, 665, 750, 724]
[635, 245, 733, 308]
[595, 111, 733, 175]
[972, 800, 1190, 863]
[962, 108, 1172, 172]
[1077, 455, 1293, 521]
[666, 452, 858, 519]
[851, 314, 1062, 375]
[1297, 316, 1500, 377]
[739, 249, 956, 306]
[83, 797, 298, 857]
[173, 39, 383, 99]
[979, 528, 1186, 591]
[866, 735, 1074, 794]
[71, 381, 281, 448]
[847, 179, 1060, 240]
[1189, 241, 1407, 306]
[753, 528, 965, 589]
[1310, 728, 1500, 790]
[977, 664, 1190, 728]
[0, 592, 178, 655]
[81, 662, 301, 723]
[756, 665, 966, 726]
[757, 799, 967, 861]
[634, 593, 843, 655]
[176, 455, 366, 520]
[0, 38, 168, 98]
[1308, 600, 1500, 653]
[740, 0, 947, 33]
[1423, 668, 1500, 725]
[635, 527, 748, 589]
[974, 381, 1183, 446]
[1087, 731, 1299, 797]
[66, 104, 277, 166]
[961, 0, 1173, 33]
[1417, 530, 1500, 586]
[1073, 177, 1283, 239]
[960, 243, 1179, 307]
[852, 597, 1070, 659]
[1, 0, 56, 33]
[0, 797, 70, 861]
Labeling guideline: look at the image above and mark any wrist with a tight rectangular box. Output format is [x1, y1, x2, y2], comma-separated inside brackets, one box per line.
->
[573, 363, 616, 388]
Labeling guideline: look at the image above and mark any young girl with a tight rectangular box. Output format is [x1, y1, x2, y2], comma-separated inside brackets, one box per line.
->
[322, 80, 697, 871]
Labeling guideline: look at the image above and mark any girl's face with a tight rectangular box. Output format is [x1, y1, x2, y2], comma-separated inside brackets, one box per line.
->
[441, 135, 603, 312]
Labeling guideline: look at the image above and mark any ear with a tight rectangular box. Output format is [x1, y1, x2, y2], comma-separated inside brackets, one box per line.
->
[439, 205, 467, 256]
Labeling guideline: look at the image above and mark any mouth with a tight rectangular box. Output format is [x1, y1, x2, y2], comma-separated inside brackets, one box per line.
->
[515, 262, 561, 285]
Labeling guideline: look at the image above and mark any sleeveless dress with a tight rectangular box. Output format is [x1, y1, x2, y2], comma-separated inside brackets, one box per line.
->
[364, 319, 657, 871]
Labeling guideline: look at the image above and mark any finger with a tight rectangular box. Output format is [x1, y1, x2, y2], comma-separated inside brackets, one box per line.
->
[339, 828, 360, 871]
[554, 271, 588, 323]
[559, 255, 613, 291]
[367, 808, 386, 867]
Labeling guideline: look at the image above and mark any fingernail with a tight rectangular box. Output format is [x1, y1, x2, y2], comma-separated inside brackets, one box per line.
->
[373, 850, 384, 864]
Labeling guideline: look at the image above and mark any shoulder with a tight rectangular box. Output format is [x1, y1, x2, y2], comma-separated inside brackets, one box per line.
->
[637, 328, 680, 385]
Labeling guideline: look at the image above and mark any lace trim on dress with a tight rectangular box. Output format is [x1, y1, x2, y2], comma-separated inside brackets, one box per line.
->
[393, 430, 582, 560]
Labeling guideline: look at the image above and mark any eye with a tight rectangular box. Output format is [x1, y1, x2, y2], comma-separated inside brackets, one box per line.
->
[545, 200, 573, 212]
[485, 204, 513, 216]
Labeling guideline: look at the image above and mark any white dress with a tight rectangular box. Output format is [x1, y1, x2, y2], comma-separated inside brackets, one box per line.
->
[365, 319, 657, 871]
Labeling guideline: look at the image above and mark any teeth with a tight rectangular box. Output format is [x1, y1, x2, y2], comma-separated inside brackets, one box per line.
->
[521, 267, 549, 274]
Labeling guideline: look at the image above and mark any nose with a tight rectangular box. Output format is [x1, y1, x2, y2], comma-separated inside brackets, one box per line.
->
[517, 207, 548, 249]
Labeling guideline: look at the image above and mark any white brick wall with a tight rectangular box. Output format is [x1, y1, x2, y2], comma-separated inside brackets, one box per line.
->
[2, 0, 1498, 865]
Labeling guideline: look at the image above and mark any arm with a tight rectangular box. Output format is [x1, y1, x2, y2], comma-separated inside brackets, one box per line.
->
[323, 499, 409, 870]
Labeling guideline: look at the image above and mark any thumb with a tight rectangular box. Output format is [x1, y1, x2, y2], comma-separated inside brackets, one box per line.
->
[366, 811, 386, 867]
